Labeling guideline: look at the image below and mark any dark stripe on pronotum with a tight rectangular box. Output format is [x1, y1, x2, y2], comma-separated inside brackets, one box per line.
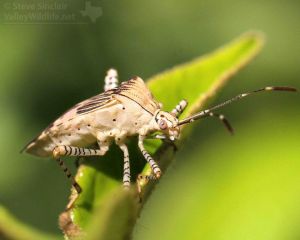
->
[117, 93, 154, 116]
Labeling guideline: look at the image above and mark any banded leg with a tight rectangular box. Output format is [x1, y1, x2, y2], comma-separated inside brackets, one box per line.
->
[75, 156, 84, 168]
[104, 68, 118, 91]
[136, 137, 162, 197]
[53, 145, 108, 158]
[55, 157, 82, 194]
[53, 145, 108, 194]
[171, 99, 188, 117]
[138, 135, 161, 178]
[118, 143, 131, 187]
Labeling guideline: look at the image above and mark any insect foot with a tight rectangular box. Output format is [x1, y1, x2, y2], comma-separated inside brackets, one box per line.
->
[136, 171, 162, 202]
[53, 148, 82, 195]
[155, 170, 162, 179]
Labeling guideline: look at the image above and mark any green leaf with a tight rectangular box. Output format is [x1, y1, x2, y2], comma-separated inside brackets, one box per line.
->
[85, 187, 138, 240]
[133, 109, 300, 240]
[0, 206, 59, 240]
[60, 31, 265, 239]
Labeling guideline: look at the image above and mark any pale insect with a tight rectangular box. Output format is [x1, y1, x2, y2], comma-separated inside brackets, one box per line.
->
[22, 69, 297, 194]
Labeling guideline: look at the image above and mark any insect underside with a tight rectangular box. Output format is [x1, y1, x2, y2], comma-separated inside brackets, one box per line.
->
[23, 68, 296, 200]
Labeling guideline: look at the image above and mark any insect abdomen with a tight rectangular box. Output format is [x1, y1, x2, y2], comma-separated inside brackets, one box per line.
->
[24, 130, 97, 157]
[24, 132, 56, 157]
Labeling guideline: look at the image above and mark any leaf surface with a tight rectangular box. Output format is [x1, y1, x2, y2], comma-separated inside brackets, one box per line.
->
[0, 206, 59, 240]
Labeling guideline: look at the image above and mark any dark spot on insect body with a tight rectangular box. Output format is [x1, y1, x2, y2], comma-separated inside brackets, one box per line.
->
[78, 128, 81, 131]
[87, 124, 91, 127]
[68, 134, 71, 136]
[117, 138, 121, 141]
[113, 119, 116, 122]
[135, 122, 138, 125]
[122, 107, 126, 110]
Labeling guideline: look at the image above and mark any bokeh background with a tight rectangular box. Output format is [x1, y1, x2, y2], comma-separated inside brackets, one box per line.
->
[0, 0, 299, 239]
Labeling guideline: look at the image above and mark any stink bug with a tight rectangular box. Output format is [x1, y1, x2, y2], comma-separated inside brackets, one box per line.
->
[22, 69, 297, 195]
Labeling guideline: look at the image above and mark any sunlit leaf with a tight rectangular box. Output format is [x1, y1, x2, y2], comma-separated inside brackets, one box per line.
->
[133, 111, 300, 240]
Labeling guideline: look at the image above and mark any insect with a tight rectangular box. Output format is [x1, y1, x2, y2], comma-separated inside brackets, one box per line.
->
[22, 69, 296, 195]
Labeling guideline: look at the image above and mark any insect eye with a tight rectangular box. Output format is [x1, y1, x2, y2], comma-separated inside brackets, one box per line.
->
[159, 119, 168, 130]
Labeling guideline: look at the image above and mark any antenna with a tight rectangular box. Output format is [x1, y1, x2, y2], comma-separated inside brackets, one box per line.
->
[178, 86, 297, 126]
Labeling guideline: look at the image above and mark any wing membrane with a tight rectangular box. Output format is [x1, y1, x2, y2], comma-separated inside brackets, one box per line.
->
[77, 77, 161, 116]
[76, 90, 115, 115]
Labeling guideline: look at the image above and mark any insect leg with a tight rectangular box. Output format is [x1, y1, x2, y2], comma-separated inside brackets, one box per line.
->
[136, 173, 157, 200]
[147, 134, 178, 151]
[74, 156, 84, 168]
[137, 136, 164, 198]
[104, 68, 119, 91]
[117, 143, 131, 187]
[55, 157, 82, 194]
[53, 145, 108, 158]
[138, 135, 161, 178]
[147, 134, 167, 140]
[171, 99, 188, 117]
[52, 145, 109, 194]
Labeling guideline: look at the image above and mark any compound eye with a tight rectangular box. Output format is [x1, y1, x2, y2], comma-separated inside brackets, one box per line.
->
[159, 119, 168, 130]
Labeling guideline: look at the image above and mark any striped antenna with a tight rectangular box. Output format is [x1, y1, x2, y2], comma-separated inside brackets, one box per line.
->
[104, 68, 119, 91]
[178, 86, 297, 126]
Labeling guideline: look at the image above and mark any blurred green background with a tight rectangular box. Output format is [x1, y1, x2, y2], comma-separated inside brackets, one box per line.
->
[0, 0, 299, 239]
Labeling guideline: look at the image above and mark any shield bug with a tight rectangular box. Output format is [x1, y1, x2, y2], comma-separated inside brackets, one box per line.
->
[22, 69, 297, 195]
